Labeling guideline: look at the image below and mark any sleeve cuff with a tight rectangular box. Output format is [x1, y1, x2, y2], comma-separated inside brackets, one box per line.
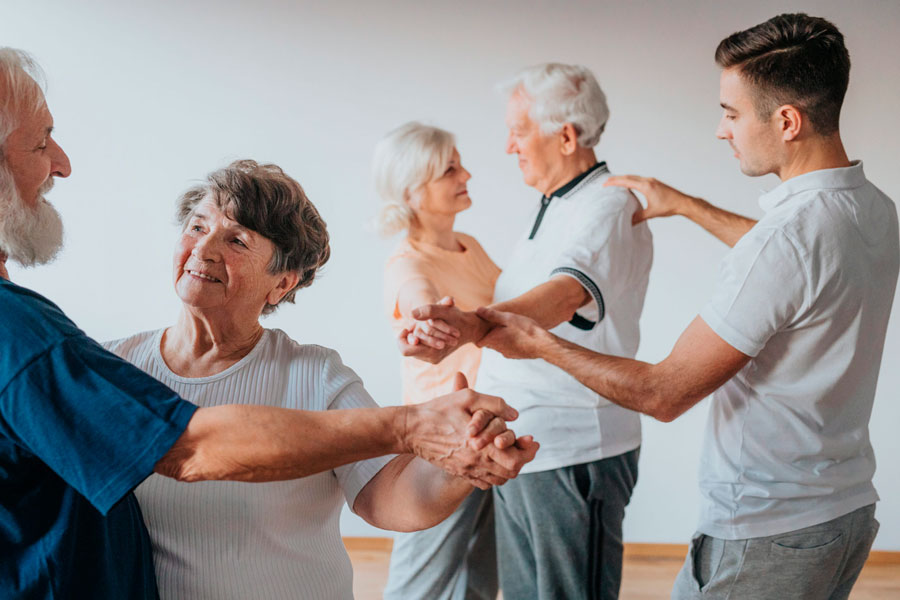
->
[698, 305, 764, 358]
[550, 267, 605, 328]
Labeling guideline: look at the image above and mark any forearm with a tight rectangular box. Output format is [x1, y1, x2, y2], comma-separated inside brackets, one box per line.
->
[156, 404, 407, 482]
[680, 196, 757, 247]
[353, 455, 472, 531]
[491, 278, 589, 330]
[536, 335, 682, 419]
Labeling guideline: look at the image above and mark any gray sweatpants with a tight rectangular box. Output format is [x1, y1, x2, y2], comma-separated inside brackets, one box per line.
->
[383, 488, 497, 600]
[494, 449, 640, 600]
[672, 503, 879, 599]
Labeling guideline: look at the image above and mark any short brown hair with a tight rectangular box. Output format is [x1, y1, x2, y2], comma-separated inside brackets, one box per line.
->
[715, 13, 850, 136]
[177, 159, 330, 314]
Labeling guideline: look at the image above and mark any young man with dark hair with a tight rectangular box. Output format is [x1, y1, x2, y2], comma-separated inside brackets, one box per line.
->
[471, 13, 899, 599]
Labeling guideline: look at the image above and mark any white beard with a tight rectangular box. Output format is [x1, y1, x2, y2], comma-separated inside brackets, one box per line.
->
[0, 163, 64, 267]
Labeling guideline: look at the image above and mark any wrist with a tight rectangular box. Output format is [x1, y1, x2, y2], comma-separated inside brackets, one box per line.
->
[534, 328, 559, 359]
[679, 195, 705, 219]
[389, 405, 415, 455]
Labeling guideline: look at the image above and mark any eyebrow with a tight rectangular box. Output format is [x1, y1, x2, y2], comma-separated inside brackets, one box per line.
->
[189, 210, 250, 233]
[720, 102, 737, 112]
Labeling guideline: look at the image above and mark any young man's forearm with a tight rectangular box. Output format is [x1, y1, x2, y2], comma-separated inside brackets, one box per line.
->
[680, 196, 757, 247]
[535, 336, 677, 419]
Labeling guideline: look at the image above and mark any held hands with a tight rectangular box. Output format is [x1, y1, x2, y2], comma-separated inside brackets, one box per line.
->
[403, 373, 539, 489]
[402, 296, 461, 350]
[475, 306, 553, 360]
[604, 175, 695, 225]
[398, 297, 493, 364]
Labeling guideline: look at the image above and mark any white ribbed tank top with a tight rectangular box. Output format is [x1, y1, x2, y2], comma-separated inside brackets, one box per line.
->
[104, 328, 391, 599]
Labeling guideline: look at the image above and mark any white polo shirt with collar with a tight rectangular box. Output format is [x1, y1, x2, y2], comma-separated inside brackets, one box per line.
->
[697, 161, 899, 540]
[477, 162, 654, 474]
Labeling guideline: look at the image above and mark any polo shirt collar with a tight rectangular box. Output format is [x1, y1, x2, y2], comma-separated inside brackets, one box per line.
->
[546, 161, 608, 199]
[758, 160, 866, 212]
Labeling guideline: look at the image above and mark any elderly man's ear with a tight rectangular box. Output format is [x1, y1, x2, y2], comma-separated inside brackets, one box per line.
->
[559, 122, 580, 156]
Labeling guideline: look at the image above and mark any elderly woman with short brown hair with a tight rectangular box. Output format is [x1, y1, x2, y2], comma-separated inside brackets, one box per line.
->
[104, 159, 538, 599]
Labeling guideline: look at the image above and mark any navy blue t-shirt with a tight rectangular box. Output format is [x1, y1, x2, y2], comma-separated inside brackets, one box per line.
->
[0, 280, 197, 599]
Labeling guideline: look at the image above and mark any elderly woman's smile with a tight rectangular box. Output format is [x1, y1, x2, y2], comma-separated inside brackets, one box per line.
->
[172, 197, 289, 315]
[184, 269, 222, 283]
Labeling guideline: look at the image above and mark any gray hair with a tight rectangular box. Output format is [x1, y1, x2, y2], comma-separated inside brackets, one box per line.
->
[0, 48, 47, 156]
[372, 122, 455, 237]
[176, 160, 330, 315]
[500, 63, 609, 147]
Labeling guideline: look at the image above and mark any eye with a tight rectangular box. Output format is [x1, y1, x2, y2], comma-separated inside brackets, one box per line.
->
[190, 224, 203, 232]
[232, 238, 247, 248]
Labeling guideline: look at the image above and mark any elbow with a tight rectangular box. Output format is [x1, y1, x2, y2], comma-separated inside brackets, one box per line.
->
[395, 508, 453, 532]
[156, 454, 206, 482]
[643, 388, 692, 423]
[652, 407, 680, 423]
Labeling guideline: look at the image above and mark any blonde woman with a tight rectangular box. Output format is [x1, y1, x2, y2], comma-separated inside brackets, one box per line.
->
[375, 122, 501, 600]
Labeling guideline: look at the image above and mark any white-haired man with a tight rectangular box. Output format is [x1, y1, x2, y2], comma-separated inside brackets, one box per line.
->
[404, 63, 653, 599]
[476, 14, 899, 600]
[0, 48, 538, 598]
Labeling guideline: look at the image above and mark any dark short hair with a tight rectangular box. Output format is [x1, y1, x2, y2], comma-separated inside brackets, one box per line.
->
[715, 13, 850, 135]
[177, 159, 330, 314]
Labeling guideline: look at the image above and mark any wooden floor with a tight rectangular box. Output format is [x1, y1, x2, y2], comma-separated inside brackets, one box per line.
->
[346, 542, 900, 599]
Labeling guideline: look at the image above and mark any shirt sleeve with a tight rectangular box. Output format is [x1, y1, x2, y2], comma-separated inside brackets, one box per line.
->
[548, 194, 636, 327]
[320, 349, 394, 509]
[0, 334, 197, 515]
[699, 228, 810, 357]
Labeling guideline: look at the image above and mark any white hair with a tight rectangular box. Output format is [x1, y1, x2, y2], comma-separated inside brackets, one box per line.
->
[0, 47, 47, 154]
[0, 48, 62, 267]
[372, 122, 455, 237]
[500, 63, 609, 147]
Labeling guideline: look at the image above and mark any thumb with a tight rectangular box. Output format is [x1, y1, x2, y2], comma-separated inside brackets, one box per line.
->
[476, 306, 508, 326]
[452, 371, 469, 391]
[632, 209, 648, 226]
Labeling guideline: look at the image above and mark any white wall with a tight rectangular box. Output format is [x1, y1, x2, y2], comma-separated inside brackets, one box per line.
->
[3, 0, 898, 550]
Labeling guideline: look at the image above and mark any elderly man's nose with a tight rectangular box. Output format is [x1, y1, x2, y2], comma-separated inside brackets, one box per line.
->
[505, 133, 516, 154]
[49, 139, 71, 178]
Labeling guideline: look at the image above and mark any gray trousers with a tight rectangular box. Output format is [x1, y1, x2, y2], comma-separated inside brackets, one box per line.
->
[383, 488, 497, 600]
[672, 503, 879, 600]
[494, 448, 640, 600]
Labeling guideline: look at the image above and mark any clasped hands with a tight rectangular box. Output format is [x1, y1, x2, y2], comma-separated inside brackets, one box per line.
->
[397, 297, 552, 364]
[398, 300, 561, 488]
[406, 372, 539, 490]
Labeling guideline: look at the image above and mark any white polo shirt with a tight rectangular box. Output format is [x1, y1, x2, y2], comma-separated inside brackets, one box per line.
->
[477, 162, 654, 474]
[697, 161, 899, 539]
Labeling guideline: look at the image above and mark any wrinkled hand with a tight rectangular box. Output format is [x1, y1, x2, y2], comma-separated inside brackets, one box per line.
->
[398, 301, 493, 364]
[475, 306, 552, 360]
[403, 373, 537, 489]
[604, 175, 695, 225]
[412, 303, 492, 346]
[403, 296, 460, 350]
